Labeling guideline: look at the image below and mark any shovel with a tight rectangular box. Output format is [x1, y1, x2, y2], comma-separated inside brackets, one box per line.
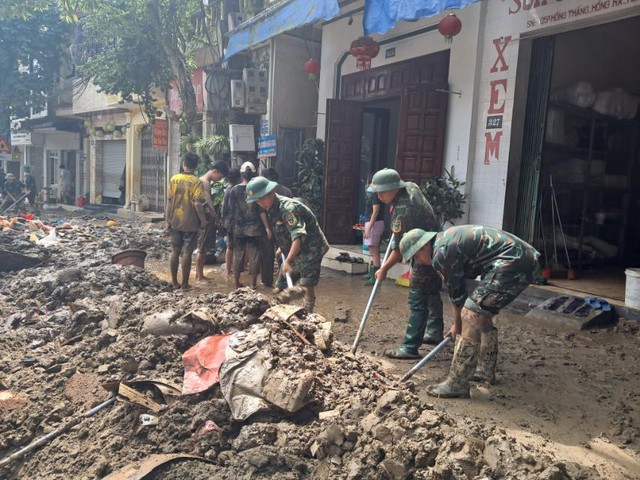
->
[399, 335, 452, 382]
[275, 252, 305, 303]
[351, 233, 395, 355]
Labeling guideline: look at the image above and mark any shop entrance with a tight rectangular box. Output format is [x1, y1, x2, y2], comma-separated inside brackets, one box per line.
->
[323, 51, 450, 244]
[511, 16, 640, 295]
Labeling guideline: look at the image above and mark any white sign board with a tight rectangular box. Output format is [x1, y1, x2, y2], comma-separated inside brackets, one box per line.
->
[11, 132, 32, 146]
[229, 124, 255, 152]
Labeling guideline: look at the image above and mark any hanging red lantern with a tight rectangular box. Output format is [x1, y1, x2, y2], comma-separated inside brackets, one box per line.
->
[304, 58, 320, 80]
[349, 36, 380, 71]
[438, 13, 462, 43]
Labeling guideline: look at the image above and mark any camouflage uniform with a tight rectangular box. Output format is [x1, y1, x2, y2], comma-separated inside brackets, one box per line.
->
[390, 182, 444, 350]
[268, 194, 329, 287]
[432, 225, 541, 317]
[228, 184, 262, 275]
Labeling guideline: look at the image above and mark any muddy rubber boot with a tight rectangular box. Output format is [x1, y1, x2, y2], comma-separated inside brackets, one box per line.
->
[472, 328, 498, 383]
[426, 337, 480, 398]
[384, 310, 425, 359]
[422, 293, 444, 345]
[303, 296, 316, 313]
[363, 265, 379, 286]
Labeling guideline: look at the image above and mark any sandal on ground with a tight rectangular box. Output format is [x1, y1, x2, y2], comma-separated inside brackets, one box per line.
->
[384, 348, 421, 360]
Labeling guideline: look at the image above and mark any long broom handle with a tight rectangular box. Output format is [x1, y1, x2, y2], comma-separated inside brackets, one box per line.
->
[400, 335, 452, 382]
[0, 396, 116, 468]
[0, 192, 29, 216]
[351, 233, 395, 355]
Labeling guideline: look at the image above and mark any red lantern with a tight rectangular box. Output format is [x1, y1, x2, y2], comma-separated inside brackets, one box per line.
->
[349, 36, 380, 71]
[304, 58, 320, 80]
[438, 13, 462, 43]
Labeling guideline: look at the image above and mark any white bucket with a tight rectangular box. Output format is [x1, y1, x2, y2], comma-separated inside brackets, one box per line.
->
[625, 268, 640, 308]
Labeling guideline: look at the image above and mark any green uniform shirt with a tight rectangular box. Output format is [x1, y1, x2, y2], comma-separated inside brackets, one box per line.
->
[267, 194, 329, 261]
[432, 225, 540, 307]
[389, 182, 439, 250]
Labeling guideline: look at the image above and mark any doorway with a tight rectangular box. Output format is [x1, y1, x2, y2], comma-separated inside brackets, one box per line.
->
[512, 16, 640, 283]
[323, 51, 450, 244]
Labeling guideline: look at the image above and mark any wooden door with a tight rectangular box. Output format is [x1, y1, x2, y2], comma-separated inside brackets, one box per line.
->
[396, 84, 448, 185]
[323, 99, 363, 244]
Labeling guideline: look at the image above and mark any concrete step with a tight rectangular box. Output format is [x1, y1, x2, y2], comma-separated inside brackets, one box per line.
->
[323, 245, 409, 280]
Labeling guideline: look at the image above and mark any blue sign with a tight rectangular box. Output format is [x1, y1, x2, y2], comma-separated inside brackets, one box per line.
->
[258, 134, 276, 158]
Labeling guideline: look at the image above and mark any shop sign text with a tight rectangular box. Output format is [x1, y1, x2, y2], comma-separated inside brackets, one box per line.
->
[484, 36, 512, 165]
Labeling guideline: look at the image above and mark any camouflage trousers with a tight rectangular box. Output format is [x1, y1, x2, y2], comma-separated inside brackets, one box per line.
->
[465, 255, 540, 317]
[275, 252, 324, 288]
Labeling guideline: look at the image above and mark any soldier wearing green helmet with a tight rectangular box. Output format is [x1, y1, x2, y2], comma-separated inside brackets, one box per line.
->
[399, 225, 541, 398]
[368, 168, 443, 360]
[246, 176, 329, 312]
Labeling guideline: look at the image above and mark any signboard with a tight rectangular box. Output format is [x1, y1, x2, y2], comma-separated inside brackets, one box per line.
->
[153, 119, 169, 150]
[10, 132, 32, 146]
[260, 119, 269, 136]
[257, 134, 276, 159]
[192, 68, 204, 113]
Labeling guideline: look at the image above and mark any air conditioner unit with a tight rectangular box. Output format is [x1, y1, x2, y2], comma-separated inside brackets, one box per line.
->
[228, 12, 245, 31]
[230, 79, 245, 109]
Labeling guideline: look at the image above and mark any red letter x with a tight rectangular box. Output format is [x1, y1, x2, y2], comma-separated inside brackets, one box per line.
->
[490, 36, 512, 73]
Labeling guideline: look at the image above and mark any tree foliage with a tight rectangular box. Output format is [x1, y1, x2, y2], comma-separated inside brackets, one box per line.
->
[0, 8, 69, 130]
[295, 138, 325, 218]
[1, 0, 216, 135]
[420, 168, 467, 228]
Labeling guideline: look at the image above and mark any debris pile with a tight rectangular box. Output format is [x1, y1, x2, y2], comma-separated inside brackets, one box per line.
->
[0, 220, 601, 479]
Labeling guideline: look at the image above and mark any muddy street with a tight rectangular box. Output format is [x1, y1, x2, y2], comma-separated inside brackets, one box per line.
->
[1, 215, 639, 479]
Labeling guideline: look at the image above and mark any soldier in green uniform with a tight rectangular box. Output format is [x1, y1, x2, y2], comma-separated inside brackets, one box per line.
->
[369, 168, 444, 359]
[399, 225, 541, 398]
[246, 176, 330, 313]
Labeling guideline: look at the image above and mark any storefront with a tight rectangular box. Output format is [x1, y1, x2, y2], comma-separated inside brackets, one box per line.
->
[317, 1, 484, 243]
[475, 1, 640, 281]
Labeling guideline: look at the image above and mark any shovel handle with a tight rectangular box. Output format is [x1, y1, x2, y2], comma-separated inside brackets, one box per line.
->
[350, 234, 395, 355]
[281, 253, 294, 289]
[400, 336, 452, 382]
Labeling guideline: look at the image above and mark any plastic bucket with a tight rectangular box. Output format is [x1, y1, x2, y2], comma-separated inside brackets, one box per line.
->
[112, 249, 147, 269]
[625, 268, 640, 308]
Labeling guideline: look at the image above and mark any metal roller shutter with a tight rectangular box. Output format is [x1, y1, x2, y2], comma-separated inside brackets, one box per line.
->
[102, 140, 125, 199]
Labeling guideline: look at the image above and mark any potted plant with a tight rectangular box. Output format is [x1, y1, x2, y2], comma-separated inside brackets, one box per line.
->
[295, 138, 324, 217]
[420, 168, 467, 228]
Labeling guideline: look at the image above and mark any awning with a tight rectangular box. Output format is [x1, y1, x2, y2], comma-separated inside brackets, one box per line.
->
[364, 0, 481, 36]
[224, 0, 340, 60]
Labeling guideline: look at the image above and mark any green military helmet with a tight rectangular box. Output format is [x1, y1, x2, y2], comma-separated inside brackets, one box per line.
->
[367, 168, 407, 193]
[246, 176, 277, 203]
[400, 228, 438, 262]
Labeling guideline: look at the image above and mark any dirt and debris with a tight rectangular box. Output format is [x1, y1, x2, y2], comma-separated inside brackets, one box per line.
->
[1, 213, 639, 479]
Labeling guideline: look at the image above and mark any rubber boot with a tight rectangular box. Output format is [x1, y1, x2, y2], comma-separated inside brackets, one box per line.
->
[384, 309, 425, 359]
[303, 296, 316, 313]
[363, 265, 379, 286]
[422, 293, 444, 345]
[426, 337, 480, 398]
[472, 328, 498, 383]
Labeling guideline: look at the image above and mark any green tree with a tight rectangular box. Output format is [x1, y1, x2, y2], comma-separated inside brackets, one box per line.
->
[0, 8, 69, 131]
[2, 0, 219, 135]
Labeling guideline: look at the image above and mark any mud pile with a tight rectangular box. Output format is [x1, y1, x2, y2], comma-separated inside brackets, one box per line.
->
[0, 223, 600, 480]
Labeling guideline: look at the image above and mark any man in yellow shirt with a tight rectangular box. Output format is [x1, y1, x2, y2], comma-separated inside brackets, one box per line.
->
[165, 152, 207, 290]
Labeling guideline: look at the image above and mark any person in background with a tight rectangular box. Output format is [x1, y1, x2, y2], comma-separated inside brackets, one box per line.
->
[195, 161, 230, 285]
[399, 226, 540, 398]
[259, 167, 292, 287]
[23, 166, 38, 211]
[0, 173, 25, 212]
[59, 163, 73, 205]
[165, 152, 207, 291]
[221, 168, 241, 280]
[246, 176, 329, 313]
[227, 162, 272, 289]
[363, 174, 385, 286]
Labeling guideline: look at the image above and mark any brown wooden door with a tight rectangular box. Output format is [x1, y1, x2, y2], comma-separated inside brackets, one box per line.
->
[323, 99, 363, 244]
[396, 84, 449, 185]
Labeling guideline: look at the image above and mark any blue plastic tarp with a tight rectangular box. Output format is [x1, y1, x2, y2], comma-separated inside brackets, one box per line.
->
[225, 0, 340, 60]
[364, 0, 481, 36]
